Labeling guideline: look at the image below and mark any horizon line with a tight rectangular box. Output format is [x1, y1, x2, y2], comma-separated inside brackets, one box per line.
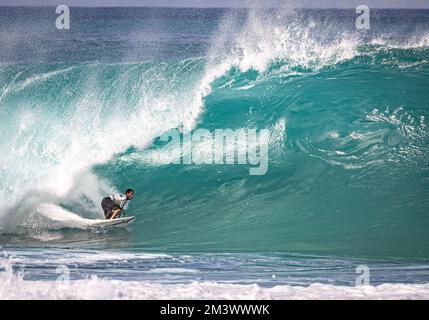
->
[1, 5, 429, 9]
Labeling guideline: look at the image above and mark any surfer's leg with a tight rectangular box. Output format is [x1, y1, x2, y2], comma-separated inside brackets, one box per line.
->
[105, 210, 113, 219]
[101, 197, 114, 219]
[110, 208, 122, 219]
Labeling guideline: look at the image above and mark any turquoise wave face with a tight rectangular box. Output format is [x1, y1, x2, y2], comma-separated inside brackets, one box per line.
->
[0, 7, 429, 258]
[103, 45, 429, 257]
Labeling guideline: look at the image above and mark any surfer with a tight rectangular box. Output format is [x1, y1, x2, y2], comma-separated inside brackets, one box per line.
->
[101, 188, 134, 219]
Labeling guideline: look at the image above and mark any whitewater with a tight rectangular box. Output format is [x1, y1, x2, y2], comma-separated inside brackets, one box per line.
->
[2, 248, 429, 299]
[1, 7, 429, 299]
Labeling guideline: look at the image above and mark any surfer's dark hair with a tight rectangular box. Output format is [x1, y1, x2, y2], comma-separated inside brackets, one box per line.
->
[125, 188, 135, 194]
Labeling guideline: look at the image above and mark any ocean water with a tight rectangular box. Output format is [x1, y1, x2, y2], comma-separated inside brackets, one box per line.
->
[1, 7, 429, 299]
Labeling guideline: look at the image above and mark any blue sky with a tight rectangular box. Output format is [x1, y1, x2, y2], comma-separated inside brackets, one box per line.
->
[0, 0, 428, 9]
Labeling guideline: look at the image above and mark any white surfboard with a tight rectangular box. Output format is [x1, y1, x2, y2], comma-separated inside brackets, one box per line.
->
[88, 216, 136, 229]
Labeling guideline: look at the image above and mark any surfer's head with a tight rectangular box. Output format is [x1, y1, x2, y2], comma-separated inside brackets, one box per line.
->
[125, 188, 135, 200]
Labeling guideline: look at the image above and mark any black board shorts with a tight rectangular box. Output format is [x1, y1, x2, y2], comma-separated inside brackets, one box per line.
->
[101, 197, 115, 219]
